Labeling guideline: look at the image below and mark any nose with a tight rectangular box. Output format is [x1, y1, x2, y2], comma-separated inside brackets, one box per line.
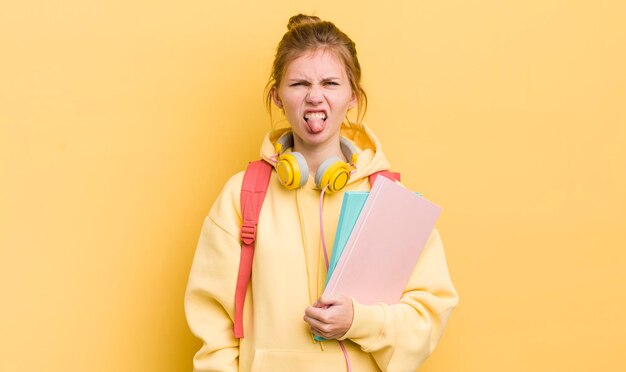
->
[306, 85, 323, 104]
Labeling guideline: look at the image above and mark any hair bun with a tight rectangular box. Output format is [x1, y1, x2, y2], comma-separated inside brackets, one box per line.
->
[287, 14, 322, 31]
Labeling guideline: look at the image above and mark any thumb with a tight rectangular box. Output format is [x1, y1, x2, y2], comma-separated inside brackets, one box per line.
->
[317, 294, 341, 307]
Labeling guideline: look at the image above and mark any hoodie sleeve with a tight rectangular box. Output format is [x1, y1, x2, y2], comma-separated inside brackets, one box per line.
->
[184, 173, 244, 372]
[339, 229, 458, 371]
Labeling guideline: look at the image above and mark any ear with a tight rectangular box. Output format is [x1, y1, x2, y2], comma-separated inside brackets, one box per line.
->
[271, 86, 283, 109]
[348, 91, 357, 110]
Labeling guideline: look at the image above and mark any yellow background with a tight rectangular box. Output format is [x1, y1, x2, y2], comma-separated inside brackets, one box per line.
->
[1, 0, 625, 371]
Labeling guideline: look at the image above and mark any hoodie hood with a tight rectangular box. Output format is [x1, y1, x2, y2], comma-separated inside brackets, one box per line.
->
[259, 124, 392, 186]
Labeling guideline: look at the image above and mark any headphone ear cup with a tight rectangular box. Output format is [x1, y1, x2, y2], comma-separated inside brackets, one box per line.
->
[315, 156, 351, 193]
[276, 152, 309, 189]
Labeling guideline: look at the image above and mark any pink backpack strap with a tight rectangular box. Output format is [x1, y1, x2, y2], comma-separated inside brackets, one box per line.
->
[369, 170, 401, 186]
[234, 160, 272, 338]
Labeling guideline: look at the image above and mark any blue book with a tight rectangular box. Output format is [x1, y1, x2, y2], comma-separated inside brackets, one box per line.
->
[325, 192, 369, 286]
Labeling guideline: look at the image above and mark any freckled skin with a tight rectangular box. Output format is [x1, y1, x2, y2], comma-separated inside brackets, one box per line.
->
[272, 50, 356, 155]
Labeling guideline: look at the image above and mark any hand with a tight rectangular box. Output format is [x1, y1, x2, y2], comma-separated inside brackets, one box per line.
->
[303, 295, 354, 339]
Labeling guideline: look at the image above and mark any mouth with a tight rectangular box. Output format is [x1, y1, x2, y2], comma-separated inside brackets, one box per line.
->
[303, 111, 327, 134]
[303, 111, 327, 122]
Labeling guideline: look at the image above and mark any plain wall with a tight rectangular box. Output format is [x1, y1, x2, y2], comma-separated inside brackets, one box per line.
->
[1, 0, 625, 371]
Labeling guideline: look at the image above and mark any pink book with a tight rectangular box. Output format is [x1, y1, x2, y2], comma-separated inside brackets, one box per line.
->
[323, 176, 442, 304]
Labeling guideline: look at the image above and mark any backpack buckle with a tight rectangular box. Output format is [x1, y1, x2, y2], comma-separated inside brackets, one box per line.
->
[241, 223, 256, 245]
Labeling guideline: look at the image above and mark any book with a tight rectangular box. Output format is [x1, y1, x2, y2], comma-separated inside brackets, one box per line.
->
[325, 192, 369, 286]
[323, 176, 442, 305]
[325, 190, 425, 285]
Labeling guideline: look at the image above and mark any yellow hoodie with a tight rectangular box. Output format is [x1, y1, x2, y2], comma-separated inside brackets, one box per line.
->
[185, 125, 458, 372]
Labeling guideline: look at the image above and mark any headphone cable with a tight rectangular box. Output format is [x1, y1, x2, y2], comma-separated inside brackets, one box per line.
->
[319, 185, 352, 372]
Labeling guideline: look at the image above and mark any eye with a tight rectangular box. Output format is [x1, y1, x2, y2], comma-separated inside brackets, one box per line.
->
[324, 81, 340, 86]
[289, 81, 309, 87]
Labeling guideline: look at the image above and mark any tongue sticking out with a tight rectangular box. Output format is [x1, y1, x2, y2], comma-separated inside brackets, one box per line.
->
[304, 112, 327, 134]
[306, 118, 326, 134]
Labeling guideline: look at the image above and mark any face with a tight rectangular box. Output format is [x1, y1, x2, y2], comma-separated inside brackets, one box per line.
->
[272, 50, 356, 151]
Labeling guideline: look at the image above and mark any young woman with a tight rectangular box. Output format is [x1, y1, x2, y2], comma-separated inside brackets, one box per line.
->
[185, 14, 458, 372]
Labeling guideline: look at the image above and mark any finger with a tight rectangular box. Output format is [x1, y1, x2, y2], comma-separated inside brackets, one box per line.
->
[312, 298, 334, 309]
[305, 313, 344, 338]
[309, 324, 338, 339]
[318, 294, 340, 307]
[306, 319, 331, 339]
[304, 306, 325, 321]
[303, 314, 326, 331]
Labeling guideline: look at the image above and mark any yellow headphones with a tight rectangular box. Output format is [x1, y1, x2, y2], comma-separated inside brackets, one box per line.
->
[274, 132, 358, 193]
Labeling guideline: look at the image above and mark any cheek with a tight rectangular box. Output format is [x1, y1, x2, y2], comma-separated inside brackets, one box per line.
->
[281, 101, 302, 123]
[283, 94, 305, 112]
[335, 93, 356, 111]
[283, 99, 299, 115]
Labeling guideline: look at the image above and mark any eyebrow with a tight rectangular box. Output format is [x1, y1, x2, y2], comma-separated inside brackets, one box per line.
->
[286, 77, 342, 82]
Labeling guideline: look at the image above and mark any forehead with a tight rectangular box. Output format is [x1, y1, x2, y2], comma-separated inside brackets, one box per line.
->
[283, 49, 347, 78]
